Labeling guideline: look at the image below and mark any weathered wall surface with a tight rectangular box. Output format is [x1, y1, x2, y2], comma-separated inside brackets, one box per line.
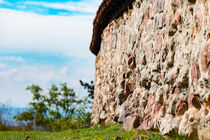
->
[92, 0, 210, 139]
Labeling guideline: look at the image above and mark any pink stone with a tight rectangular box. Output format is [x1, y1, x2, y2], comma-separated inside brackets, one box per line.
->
[154, 104, 162, 114]
[149, 7, 155, 19]
[191, 60, 199, 81]
[144, 95, 155, 115]
[171, 11, 181, 28]
[172, 0, 183, 7]
[107, 39, 112, 51]
[107, 28, 113, 51]
[145, 43, 154, 63]
[191, 27, 195, 41]
[140, 115, 153, 130]
[200, 45, 210, 72]
[146, 23, 153, 36]
[155, 35, 163, 52]
[131, 72, 136, 81]
[165, 0, 169, 9]
[160, 73, 164, 80]
[195, 10, 203, 30]
[144, 8, 149, 24]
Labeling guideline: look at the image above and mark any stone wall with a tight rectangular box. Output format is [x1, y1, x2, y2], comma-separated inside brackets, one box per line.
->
[91, 0, 210, 139]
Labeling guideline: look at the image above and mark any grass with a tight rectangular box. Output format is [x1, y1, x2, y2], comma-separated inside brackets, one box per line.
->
[0, 124, 192, 140]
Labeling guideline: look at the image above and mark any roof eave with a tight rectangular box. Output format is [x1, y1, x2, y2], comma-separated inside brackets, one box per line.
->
[90, 0, 135, 55]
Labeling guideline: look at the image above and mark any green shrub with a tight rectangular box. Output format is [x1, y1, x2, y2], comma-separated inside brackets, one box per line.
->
[14, 83, 92, 131]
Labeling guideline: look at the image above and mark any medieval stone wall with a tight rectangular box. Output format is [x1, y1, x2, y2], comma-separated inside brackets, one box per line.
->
[91, 0, 210, 139]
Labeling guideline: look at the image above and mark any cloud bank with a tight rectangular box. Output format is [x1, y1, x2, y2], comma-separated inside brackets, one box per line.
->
[0, 0, 101, 106]
[0, 8, 95, 58]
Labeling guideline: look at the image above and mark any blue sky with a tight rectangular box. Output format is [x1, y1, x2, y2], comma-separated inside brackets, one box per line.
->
[0, 0, 101, 107]
[0, 0, 98, 15]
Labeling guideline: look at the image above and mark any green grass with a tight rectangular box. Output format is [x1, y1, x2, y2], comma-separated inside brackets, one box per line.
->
[0, 124, 191, 140]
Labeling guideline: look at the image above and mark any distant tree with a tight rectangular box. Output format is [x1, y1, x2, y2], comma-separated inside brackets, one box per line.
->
[79, 80, 94, 99]
[0, 103, 10, 130]
[14, 85, 49, 128]
[14, 83, 91, 131]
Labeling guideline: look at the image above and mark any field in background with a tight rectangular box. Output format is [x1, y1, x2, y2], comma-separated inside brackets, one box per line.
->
[0, 124, 193, 140]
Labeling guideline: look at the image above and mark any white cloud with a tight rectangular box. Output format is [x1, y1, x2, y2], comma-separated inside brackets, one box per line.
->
[0, 62, 94, 106]
[13, 65, 63, 84]
[24, 0, 101, 13]
[60, 66, 68, 75]
[0, 65, 63, 106]
[0, 68, 17, 77]
[0, 0, 10, 5]
[0, 0, 6, 4]
[10, 63, 93, 85]
[0, 63, 7, 68]
[0, 56, 25, 62]
[0, 8, 95, 59]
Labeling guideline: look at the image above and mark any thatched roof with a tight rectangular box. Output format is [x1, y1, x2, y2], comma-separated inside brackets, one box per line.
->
[90, 0, 135, 55]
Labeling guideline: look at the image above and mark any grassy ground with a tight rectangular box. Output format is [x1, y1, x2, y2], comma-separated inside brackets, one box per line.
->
[0, 124, 191, 140]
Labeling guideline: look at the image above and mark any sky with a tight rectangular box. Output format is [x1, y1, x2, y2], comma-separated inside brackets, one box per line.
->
[0, 0, 101, 107]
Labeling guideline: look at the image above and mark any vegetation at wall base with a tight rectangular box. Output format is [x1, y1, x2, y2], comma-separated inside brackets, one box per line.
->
[0, 124, 194, 140]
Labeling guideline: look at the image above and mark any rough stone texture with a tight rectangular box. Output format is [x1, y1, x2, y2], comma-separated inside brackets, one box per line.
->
[91, 0, 210, 139]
